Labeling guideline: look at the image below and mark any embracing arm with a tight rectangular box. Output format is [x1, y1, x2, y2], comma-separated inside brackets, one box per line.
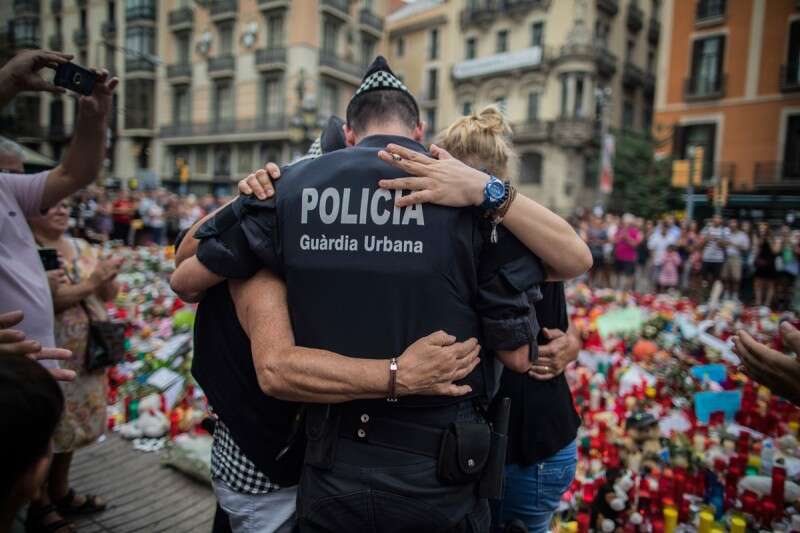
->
[175, 201, 229, 266]
[375, 144, 592, 281]
[170, 256, 224, 303]
[231, 270, 479, 402]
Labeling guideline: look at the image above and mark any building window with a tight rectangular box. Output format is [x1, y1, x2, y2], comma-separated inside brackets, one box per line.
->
[583, 155, 598, 187]
[237, 144, 253, 174]
[785, 20, 800, 86]
[595, 18, 610, 48]
[425, 108, 436, 136]
[218, 22, 234, 55]
[429, 28, 439, 60]
[176, 32, 191, 64]
[260, 143, 281, 167]
[323, 18, 339, 55]
[13, 18, 39, 48]
[427, 69, 438, 100]
[696, 0, 725, 21]
[643, 101, 653, 133]
[320, 81, 339, 117]
[559, 75, 568, 117]
[395, 37, 404, 57]
[463, 101, 473, 116]
[173, 85, 191, 124]
[626, 37, 636, 63]
[675, 123, 716, 179]
[49, 98, 64, 130]
[574, 75, 585, 117]
[494, 97, 507, 114]
[80, 8, 87, 29]
[361, 36, 376, 70]
[527, 92, 539, 121]
[212, 79, 234, 124]
[622, 97, 635, 129]
[261, 76, 283, 121]
[108, 0, 116, 20]
[126, 26, 154, 56]
[195, 146, 208, 174]
[689, 35, 725, 95]
[520, 152, 543, 185]
[783, 114, 800, 177]
[530, 22, 544, 48]
[124, 79, 154, 129]
[496, 30, 509, 53]
[267, 14, 284, 48]
[647, 46, 656, 73]
[465, 37, 477, 60]
[214, 145, 231, 176]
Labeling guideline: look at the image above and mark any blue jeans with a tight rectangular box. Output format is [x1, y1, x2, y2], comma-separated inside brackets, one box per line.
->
[500, 440, 577, 533]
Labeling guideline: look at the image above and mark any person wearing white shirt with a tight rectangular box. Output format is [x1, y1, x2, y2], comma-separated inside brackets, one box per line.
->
[722, 219, 750, 301]
[648, 222, 677, 286]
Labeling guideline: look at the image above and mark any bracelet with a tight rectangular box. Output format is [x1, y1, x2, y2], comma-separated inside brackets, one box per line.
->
[387, 357, 398, 402]
[487, 184, 517, 243]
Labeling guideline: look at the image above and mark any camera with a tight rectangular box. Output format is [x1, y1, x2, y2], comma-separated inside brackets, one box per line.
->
[54, 62, 97, 96]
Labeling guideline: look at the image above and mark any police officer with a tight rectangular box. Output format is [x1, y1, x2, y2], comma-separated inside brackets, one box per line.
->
[191, 57, 545, 532]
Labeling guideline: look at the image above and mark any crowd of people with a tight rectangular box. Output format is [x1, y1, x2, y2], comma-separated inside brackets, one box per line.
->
[576, 212, 800, 310]
[1, 48, 799, 533]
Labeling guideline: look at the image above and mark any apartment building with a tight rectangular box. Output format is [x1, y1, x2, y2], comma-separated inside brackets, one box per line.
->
[386, 0, 661, 213]
[654, 0, 800, 219]
[2, 0, 388, 193]
[156, 0, 387, 194]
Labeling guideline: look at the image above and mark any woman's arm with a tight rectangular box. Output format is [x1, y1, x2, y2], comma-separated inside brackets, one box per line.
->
[96, 279, 119, 303]
[170, 256, 224, 302]
[230, 270, 480, 402]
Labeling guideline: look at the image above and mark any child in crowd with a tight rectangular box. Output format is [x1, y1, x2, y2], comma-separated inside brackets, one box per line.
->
[657, 244, 682, 293]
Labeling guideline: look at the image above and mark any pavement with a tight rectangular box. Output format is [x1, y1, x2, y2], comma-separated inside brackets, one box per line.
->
[14, 433, 216, 532]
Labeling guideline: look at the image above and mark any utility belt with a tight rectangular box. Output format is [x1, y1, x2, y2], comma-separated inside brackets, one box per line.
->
[304, 398, 511, 500]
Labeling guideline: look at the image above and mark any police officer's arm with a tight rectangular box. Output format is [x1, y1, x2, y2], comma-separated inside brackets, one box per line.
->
[231, 270, 482, 402]
[376, 143, 593, 280]
[170, 256, 223, 303]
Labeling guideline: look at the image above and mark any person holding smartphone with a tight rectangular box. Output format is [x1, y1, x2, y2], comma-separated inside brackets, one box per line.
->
[0, 49, 117, 533]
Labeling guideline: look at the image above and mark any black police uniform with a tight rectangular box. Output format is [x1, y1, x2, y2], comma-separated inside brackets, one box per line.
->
[195, 56, 545, 533]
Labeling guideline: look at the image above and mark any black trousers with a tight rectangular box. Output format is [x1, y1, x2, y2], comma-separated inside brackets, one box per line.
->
[297, 436, 490, 533]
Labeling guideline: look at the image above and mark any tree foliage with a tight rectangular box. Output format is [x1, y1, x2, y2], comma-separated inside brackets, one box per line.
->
[608, 129, 681, 218]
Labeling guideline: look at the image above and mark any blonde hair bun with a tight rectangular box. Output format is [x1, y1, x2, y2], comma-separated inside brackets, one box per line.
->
[435, 104, 515, 176]
[474, 105, 512, 136]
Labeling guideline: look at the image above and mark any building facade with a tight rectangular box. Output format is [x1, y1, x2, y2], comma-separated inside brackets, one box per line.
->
[2, 0, 388, 193]
[654, 0, 800, 219]
[386, 0, 661, 213]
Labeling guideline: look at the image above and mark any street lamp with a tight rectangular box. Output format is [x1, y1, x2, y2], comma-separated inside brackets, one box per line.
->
[287, 69, 323, 160]
[595, 85, 613, 210]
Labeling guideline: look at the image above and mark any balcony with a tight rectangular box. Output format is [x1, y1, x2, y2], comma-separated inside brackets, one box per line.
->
[168, 6, 194, 30]
[359, 8, 384, 34]
[452, 46, 547, 83]
[622, 61, 644, 88]
[643, 71, 655, 95]
[684, 74, 726, 101]
[126, 57, 156, 74]
[552, 118, 595, 148]
[513, 119, 551, 143]
[73, 27, 88, 48]
[50, 0, 61, 12]
[460, 0, 549, 28]
[166, 63, 192, 81]
[754, 161, 800, 189]
[460, 4, 497, 28]
[595, 45, 618, 77]
[126, 3, 156, 23]
[596, 0, 619, 16]
[321, 0, 349, 16]
[255, 47, 287, 70]
[13, 0, 38, 14]
[257, 0, 289, 12]
[124, 109, 154, 132]
[780, 64, 800, 93]
[319, 51, 363, 84]
[101, 20, 117, 39]
[208, 54, 235, 77]
[48, 34, 63, 51]
[626, 2, 643, 33]
[13, 34, 40, 50]
[648, 18, 660, 44]
[160, 115, 288, 138]
[210, 0, 237, 21]
[696, 0, 725, 26]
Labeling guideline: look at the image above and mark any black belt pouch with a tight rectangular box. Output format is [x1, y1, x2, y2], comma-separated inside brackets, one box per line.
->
[437, 422, 492, 485]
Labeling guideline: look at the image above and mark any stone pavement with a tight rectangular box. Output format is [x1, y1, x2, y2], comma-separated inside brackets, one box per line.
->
[14, 434, 216, 532]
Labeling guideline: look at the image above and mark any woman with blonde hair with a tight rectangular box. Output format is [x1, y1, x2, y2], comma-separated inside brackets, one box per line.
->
[424, 105, 581, 532]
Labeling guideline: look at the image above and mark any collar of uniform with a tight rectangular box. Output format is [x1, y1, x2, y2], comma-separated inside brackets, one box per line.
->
[356, 135, 426, 153]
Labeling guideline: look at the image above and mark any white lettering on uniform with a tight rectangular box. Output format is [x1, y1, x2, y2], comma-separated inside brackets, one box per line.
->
[319, 188, 340, 224]
[402, 203, 425, 226]
[340, 189, 357, 224]
[359, 188, 369, 224]
[301, 188, 319, 224]
[370, 189, 392, 225]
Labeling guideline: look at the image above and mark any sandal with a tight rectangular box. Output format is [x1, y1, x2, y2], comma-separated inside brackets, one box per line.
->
[25, 503, 75, 533]
[54, 488, 107, 515]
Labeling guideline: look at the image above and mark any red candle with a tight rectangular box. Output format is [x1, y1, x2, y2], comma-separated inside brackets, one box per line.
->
[771, 464, 786, 504]
[577, 512, 590, 533]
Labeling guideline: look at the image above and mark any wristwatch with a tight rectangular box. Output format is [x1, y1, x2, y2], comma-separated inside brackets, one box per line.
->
[480, 175, 508, 212]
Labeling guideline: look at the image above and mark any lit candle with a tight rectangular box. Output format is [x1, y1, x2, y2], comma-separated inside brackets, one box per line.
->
[663, 507, 677, 533]
[698, 511, 714, 533]
[771, 463, 786, 504]
[730, 516, 746, 533]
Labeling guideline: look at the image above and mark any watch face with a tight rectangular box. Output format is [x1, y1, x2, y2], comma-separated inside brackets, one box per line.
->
[487, 180, 505, 201]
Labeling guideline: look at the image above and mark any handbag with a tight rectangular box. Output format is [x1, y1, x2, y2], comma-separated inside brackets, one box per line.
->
[82, 300, 126, 371]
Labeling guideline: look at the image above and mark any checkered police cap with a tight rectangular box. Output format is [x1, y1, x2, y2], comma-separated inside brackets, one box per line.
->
[348, 56, 419, 117]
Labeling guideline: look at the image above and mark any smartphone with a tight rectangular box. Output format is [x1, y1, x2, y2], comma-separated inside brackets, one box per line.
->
[38, 248, 61, 271]
[54, 62, 97, 96]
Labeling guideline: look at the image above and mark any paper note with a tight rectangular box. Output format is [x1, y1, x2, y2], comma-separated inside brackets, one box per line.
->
[596, 307, 647, 338]
[694, 390, 742, 423]
[690, 364, 727, 383]
[146, 367, 182, 391]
